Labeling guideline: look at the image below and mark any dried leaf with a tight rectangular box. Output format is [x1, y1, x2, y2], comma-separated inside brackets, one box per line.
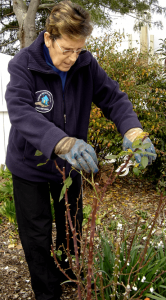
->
[8, 244, 15, 248]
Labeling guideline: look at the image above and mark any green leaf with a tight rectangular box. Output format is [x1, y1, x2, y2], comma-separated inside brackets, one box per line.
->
[135, 151, 156, 156]
[132, 139, 142, 148]
[37, 159, 49, 167]
[37, 162, 46, 166]
[159, 285, 166, 289]
[59, 176, 72, 202]
[64, 176, 72, 189]
[140, 143, 152, 150]
[145, 293, 166, 300]
[142, 152, 156, 157]
[105, 154, 117, 160]
[53, 249, 62, 260]
[59, 185, 67, 202]
[133, 167, 140, 176]
[95, 218, 101, 225]
[134, 149, 143, 154]
[118, 151, 129, 156]
[56, 250, 62, 257]
[35, 150, 43, 156]
[141, 156, 148, 168]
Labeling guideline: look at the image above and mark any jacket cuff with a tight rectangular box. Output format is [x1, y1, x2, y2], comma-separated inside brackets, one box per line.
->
[40, 127, 68, 159]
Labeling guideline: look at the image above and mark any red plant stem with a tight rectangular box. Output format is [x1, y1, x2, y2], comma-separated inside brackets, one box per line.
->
[120, 217, 140, 273]
[139, 192, 164, 267]
[94, 278, 98, 300]
[99, 273, 105, 300]
[54, 160, 73, 268]
[54, 162, 82, 297]
[86, 196, 98, 300]
[54, 160, 63, 175]
[80, 217, 91, 272]
[51, 245, 77, 283]
[65, 205, 73, 269]
[62, 167, 82, 300]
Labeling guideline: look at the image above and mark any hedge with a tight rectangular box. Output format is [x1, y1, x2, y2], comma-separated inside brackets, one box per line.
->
[87, 33, 166, 187]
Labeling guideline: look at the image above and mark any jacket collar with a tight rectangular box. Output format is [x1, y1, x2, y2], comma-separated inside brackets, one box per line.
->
[27, 30, 92, 74]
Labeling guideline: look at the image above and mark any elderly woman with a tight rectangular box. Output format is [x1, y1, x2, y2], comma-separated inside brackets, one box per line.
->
[5, 1, 155, 299]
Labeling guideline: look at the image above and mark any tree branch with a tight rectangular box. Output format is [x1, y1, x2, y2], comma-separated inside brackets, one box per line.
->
[1, 39, 18, 47]
[0, 27, 18, 34]
[38, 3, 55, 10]
[13, 0, 27, 26]
[26, 0, 40, 24]
[2, 12, 15, 18]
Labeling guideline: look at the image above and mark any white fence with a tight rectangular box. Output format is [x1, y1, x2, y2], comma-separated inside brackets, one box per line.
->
[0, 53, 12, 167]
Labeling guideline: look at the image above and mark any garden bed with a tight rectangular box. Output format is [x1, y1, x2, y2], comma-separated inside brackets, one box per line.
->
[0, 172, 164, 299]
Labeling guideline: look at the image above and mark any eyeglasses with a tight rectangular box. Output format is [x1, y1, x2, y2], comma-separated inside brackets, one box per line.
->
[54, 39, 86, 56]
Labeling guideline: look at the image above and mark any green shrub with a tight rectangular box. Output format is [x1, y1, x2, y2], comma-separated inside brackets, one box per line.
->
[87, 33, 166, 187]
[0, 167, 13, 202]
[0, 167, 16, 224]
[0, 198, 16, 224]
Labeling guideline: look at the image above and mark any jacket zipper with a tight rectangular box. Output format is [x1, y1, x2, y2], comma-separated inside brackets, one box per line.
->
[64, 114, 66, 124]
[62, 88, 66, 131]
[62, 88, 67, 171]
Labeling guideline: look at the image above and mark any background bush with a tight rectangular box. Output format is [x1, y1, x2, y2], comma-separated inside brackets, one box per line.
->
[87, 33, 166, 186]
[0, 167, 16, 224]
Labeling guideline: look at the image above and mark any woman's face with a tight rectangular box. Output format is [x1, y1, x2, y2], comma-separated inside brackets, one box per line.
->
[44, 32, 86, 71]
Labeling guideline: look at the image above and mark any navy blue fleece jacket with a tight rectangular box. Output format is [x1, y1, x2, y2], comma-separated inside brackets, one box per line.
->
[5, 31, 142, 182]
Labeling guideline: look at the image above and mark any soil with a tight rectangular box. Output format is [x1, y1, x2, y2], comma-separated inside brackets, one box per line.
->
[0, 169, 165, 300]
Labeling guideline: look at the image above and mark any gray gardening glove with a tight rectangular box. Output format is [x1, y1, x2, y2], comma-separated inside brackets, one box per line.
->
[54, 137, 98, 173]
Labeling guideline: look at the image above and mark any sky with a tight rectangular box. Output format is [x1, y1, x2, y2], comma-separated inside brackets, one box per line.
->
[92, 0, 166, 53]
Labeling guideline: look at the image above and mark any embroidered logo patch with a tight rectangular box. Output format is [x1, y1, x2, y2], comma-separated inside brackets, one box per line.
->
[35, 90, 54, 113]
